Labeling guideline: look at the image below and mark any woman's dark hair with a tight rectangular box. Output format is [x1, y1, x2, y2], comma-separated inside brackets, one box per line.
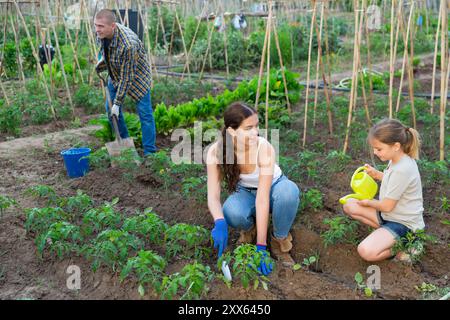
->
[368, 118, 421, 159]
[216, 102, 257, 193]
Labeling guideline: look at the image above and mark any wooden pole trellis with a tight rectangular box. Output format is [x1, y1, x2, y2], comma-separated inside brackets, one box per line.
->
[181, 0, 207, 79]
[272, 17, 292, 114]
[302, 1, 317, 147]
[313, 2, 324, 128]
[13, 0, 56, 119]
[45, 0, 74, 115]
[388, 0, 396, 118]
[439, 0, 448, 161]
[430, 4, 441, 114]
[343, 0, 363, 155]
[264, 0, 273, 139]
[254, 8, 271, 111]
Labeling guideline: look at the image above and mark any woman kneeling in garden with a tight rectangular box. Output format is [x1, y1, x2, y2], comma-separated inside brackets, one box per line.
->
[207, 102, 300, 275]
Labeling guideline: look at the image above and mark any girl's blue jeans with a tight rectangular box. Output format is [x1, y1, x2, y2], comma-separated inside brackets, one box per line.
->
[223, 175, 300, 239]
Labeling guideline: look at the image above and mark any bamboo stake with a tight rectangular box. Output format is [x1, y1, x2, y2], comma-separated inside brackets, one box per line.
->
[45, 0, 74, 114]
[395, 0, 414, 123]
[10, 14, 25, 85]
[303, 1, 317, 147]
[167, 10, 176, 71]
[388, 0, 396, 118]
[62, 15, 84, 84]
[343, 1, 362, 154]
[313, 2, 324, 127]
[199, 20, 214, 81]
[323, 0, 333, 101]
[363, 0, 374, 105]
[174, 8, 190, 77]
[272, 17, 292, 114]
[254, 11, 271, 111]
[0, 3, 9, 69]
[182, 1, 207, 78]
[265, 0, 273, 140]
[138, 0, 158, 84]
[439, 0, 448, 161]
[13, 0, 55, 118]
[430, 4, 441, 113]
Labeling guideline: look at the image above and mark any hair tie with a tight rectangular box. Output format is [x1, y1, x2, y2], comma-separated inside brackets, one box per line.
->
[405, 127, 410, 132]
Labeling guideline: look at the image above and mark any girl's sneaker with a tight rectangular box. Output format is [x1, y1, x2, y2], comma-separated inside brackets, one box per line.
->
[395, 242, 424, 263]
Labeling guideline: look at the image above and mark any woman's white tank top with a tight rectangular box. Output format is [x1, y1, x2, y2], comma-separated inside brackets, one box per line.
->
[239, 137, 282, 188]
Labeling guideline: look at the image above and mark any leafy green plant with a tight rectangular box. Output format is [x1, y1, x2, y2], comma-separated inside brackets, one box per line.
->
[73, 84, 103, 114]
[24, 207, 71, 234]
[301, 254, 319, 270]
[164, 223, 211, 260]
[112, 148, 143, 182]
[0, 102, 22, 136]
[25, 185, 58, 204]
[326, 150, 352, 173]
[82, 198, 122, 235]
[354, 272, 373, 298]
[158, 261, 214, 300]
[392, 230, 436, 263]
[122, 209, 168, 245]
[321, 216, 359, 247]
[82, 229, 144, 272]
[84, 147, 110, 170]
[301, 188, 324, 211]
[36, 221, 83, 259]
[226, 244, 273, 290]
[120, 249, 167, 296]
[181, 176, 207, 201]
[0, 195, 17, 218]
[58, 190, 93, 216]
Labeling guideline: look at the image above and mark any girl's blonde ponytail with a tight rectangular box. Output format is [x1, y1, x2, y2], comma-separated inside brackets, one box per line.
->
[404, 127, 421, 159]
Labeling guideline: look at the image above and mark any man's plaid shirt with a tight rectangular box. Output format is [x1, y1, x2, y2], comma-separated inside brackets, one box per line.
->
[97, 23, 152, 107]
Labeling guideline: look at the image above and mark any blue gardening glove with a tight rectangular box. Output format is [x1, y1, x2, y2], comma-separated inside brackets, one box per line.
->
[256, 244, 273, 276]
[211, 218, 228, 257]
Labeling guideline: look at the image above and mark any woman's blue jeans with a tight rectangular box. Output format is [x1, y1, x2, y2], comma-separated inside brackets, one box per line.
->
[106, 79, 157, 155]
[222, 175, 300, 239]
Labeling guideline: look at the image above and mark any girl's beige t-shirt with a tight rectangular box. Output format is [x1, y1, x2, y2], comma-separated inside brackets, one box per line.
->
[379, 155, 425, 231]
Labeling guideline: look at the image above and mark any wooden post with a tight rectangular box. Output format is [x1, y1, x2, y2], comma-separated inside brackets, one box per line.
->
[395, 0, 414, 125]
[303, 1, 317, 147]
[265, 0, 273, 140]
[343, 0, 363, 154]
[174, 8, 190, 77]
[10, 14, 26, 85]
[199, 19, 214, 81]
[182, 1, 207, 78]
[45, 0, 74, 114]
[430, 4, 441, 114]
[388, 0, 396, 118]
[254, 10, 271, 111]
[313, 2, 324, 128]
[439, 0, 448, 161]
[272, 17, 292, 114]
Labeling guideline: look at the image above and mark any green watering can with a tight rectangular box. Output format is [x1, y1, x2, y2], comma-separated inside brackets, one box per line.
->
[339, 166, 378, 204]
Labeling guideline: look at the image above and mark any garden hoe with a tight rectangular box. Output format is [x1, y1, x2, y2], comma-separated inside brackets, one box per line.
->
[96, 70, 137, 159]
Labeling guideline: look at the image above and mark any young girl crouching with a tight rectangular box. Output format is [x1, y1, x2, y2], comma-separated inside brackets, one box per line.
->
[343, 119, 425, 262]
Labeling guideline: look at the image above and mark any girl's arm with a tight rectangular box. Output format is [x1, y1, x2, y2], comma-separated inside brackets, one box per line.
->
[255, 142, 276, 246]
[358, 198, 398, 213]
[206, 144, 224, 221]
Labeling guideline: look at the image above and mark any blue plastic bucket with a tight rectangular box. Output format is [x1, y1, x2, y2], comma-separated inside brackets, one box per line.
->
[61, 147, 91, 178]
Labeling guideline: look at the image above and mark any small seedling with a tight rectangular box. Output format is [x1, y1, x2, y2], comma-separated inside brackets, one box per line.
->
[354, 272, 373, 298]
[0, 195, 16, 218]
[301, 188, 324, 211]
[122, 209, 168, 245]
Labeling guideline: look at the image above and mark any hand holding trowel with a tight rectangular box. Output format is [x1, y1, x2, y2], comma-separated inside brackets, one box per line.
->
[211, 218, 232, 281]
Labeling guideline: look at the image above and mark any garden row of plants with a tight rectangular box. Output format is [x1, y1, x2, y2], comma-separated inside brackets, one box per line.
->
[22, 184, 275, 299]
